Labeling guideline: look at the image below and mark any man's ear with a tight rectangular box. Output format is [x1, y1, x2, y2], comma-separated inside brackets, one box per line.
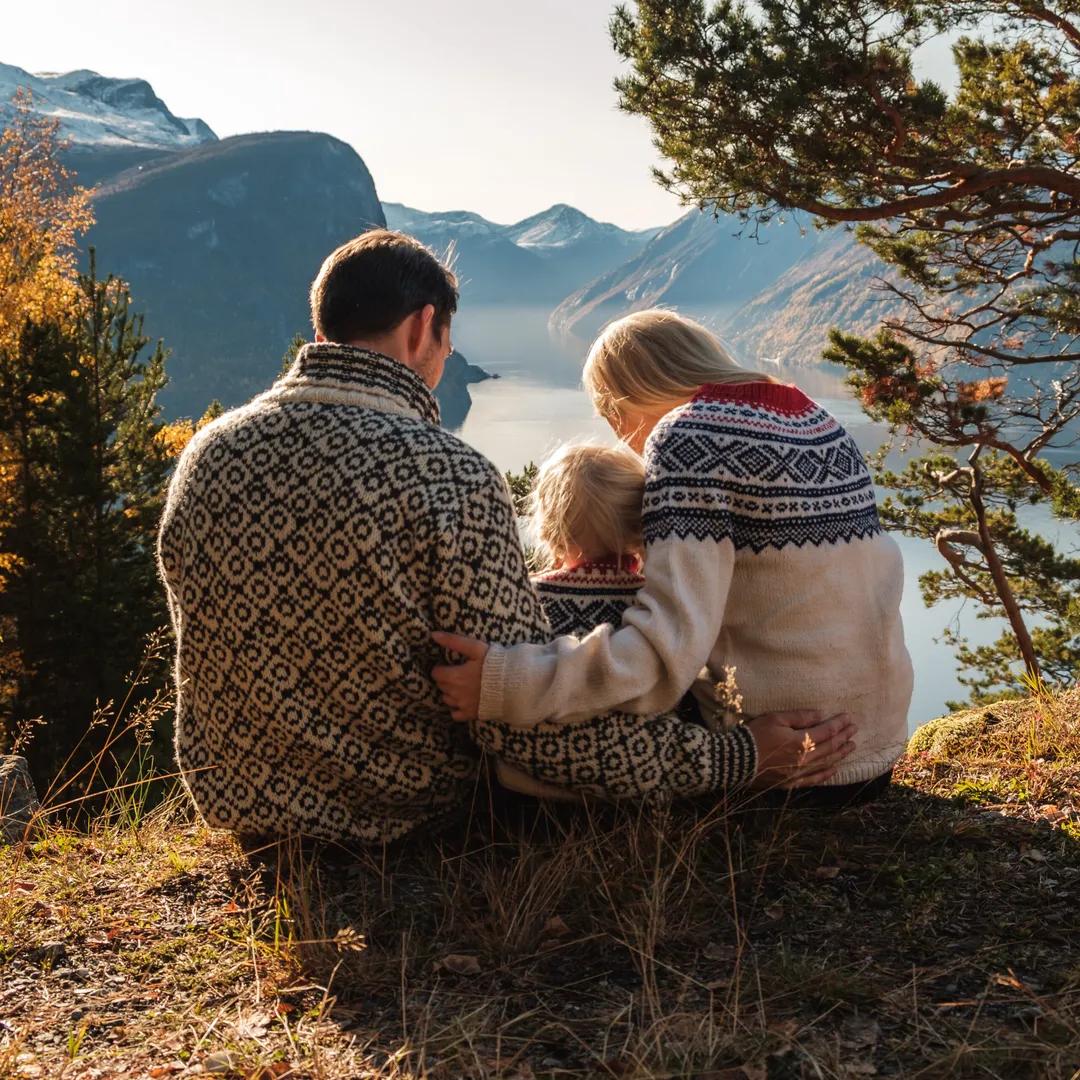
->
[405, 304, 436, 357]
[314, 331, 326, 343]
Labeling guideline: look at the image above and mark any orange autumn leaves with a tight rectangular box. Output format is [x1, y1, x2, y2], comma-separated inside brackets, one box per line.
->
[155, 403, 223, 458]
[0, 89, 92, 357]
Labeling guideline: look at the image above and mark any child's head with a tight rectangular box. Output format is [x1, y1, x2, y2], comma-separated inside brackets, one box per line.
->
[530, 442, 646, 568]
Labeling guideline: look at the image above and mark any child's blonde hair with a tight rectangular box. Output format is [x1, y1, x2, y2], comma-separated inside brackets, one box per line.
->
[530, 442, 645, 567]
[583, 308, 776, 425]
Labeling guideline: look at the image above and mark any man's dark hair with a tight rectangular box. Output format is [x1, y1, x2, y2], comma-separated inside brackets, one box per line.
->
[310, 229, 459, 343]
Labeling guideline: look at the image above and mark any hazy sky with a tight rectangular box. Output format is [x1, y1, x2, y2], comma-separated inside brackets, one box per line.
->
[8, 0, 960, 229]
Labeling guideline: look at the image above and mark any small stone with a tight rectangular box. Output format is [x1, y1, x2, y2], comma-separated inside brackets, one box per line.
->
[200, 1051, 238, 1074]
[28, 942, 66, 966]
[0, 756, 40, 845]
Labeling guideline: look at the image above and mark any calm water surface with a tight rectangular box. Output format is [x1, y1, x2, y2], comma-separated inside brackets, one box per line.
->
[451, 306, 1072, 729]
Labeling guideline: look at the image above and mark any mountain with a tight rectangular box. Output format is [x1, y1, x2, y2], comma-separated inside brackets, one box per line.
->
[721, 232, 903, 366]
[383, 202, 658, 304]
[549, 210, 842, 344]
[436, 351, 495, 430]
[504, 203, 659, 284]
[86, 131, 387, 417]
[0, 63, 215, 150]
[383, 203, 563, 302]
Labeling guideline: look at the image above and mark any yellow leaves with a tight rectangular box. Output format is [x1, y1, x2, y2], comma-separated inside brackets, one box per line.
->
[155, 405, 223, 458]
[0, 91, 94, 357]
[0, 552, 26, 575]
[155, 419, 196, 458]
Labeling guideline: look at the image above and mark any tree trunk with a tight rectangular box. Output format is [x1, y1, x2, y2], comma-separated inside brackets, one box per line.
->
[970, 461, 1042, 681]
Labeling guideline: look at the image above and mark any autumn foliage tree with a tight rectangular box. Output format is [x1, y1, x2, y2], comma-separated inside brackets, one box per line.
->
[0, 94, 184, 789]
[612, 0, 1080, 701]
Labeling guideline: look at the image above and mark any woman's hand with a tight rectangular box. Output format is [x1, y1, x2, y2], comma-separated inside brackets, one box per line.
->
[746, 710, 857, 791]
[431, 632, 490, 721]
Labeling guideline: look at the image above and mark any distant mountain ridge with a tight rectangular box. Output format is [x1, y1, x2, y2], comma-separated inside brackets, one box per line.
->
[0, 62, 215, 150]
[383, 202, 659, 304]
[4, 56, 902, 422]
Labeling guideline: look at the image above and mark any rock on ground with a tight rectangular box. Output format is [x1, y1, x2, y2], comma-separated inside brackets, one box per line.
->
[0, 754, 40, 844]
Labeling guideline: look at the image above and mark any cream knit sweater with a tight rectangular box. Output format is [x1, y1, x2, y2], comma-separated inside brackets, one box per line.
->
[479, 381, 914, 785]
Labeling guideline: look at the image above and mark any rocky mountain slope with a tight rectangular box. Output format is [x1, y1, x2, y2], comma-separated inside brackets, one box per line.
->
[0, 62, 215, 150]
[550, 210, 842, 344]
[87, 131, 387, 417]
[722, 231, 904, 366]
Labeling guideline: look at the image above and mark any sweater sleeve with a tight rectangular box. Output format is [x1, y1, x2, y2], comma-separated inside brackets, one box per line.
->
[478, 707, 758, 799]
[435, 462, 758, 796]
[476, 418, 737, 726]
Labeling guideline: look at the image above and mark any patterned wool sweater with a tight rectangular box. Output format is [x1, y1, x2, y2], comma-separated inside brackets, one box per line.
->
[157, 344, 758, 845]
[532, 558, 646, 638]
[479, 381, 915, 785]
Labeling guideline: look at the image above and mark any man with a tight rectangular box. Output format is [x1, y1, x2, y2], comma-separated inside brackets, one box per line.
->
[158, 230, 855, 845]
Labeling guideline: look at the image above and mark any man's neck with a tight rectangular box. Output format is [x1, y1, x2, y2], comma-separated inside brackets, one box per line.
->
[340, 337, 436, 389]
[340, 338, 404, 364]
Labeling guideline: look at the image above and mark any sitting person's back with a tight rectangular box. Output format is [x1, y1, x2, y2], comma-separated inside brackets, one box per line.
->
[159, 340, 516, 843]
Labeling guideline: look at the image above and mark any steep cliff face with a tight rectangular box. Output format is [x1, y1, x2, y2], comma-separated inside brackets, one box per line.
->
[87, 132, 386, 417]
[721, 232, 904, 366]
[435, 351, 493, 431]
[549, 211, 837, 343]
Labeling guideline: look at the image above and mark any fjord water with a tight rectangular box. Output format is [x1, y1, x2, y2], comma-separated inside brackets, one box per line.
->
[451, 305, 1064, 729]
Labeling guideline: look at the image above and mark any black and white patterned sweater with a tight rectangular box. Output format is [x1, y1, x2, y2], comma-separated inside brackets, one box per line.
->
[157, 344, 758, 844]
[479, 381, 914, 785]
[532, 557, 646, 638]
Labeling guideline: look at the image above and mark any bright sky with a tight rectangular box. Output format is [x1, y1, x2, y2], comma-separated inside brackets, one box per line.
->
[7, 0, 960, 230]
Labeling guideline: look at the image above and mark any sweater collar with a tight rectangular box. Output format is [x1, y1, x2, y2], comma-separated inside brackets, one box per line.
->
[274, 342, 441, 426]
[534, 555, 645, 583]
[694, 380, 815, 414]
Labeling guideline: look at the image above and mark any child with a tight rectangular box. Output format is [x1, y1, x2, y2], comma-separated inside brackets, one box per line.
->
[528, 442, 711, 727]
[528, 442, 648, 638]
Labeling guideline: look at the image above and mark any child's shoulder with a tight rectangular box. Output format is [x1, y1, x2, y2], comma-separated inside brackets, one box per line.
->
[532, 558, 645, 592]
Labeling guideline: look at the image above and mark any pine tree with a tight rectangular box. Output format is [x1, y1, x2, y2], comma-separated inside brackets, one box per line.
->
[611, 0, 1080, 700]
[0, 254, 175, 785]
[0, 96, 181, 791]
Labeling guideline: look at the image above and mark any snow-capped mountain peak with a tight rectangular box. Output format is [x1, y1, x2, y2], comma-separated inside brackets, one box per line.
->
[0, 62, 216, 150]
[505, 203, 640, 249]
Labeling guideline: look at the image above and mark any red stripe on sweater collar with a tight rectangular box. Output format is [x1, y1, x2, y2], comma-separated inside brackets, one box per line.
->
[536, 555, 643, 579]
[693, 380, 815, 413]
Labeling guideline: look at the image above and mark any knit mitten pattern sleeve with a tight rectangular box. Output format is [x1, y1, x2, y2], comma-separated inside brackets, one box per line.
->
[478, 707, 759, 799]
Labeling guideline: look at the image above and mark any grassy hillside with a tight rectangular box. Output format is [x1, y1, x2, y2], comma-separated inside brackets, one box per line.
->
[2, 689, 1078, 1078]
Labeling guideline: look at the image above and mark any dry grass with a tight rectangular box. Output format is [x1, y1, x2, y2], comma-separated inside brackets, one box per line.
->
[2, 689, 1079, 1079]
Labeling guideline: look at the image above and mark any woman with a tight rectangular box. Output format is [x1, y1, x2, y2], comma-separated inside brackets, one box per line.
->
[435, 310, 913, 800]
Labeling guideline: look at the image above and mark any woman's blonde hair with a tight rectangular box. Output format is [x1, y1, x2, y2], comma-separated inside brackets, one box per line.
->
[530, 442, 646, 567]
[583, 308, 776, 424]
